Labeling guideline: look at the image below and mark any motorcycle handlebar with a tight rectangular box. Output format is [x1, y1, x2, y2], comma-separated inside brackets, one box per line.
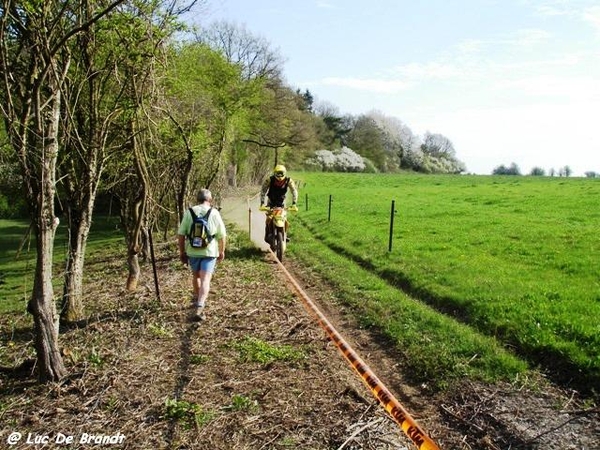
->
[259, 205, 298, 212]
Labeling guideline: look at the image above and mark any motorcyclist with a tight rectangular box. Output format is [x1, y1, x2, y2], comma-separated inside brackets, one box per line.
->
[260, 165, 298, 242]
[260, 164, 298, 208]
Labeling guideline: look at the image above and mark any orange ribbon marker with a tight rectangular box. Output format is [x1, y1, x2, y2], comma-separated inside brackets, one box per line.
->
[273, 255, 441, 450]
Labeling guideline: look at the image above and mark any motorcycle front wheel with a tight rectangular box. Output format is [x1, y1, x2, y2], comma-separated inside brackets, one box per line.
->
[275, 228, 285, 262]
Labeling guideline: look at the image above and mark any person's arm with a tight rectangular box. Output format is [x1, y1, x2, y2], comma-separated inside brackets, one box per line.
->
[217, 236, 226, 262]
[215, 212, 227, 261]
[177, 210, 191, 264]
[288, 178, 298, 204]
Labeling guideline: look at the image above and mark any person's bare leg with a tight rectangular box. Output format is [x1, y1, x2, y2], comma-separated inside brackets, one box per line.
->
[197, 270, 213, 307]
[191, 271, 200, 304]
[190, 270, 212, 321]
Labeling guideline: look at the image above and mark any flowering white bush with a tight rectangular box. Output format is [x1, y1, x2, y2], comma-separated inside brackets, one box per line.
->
[334, 146, 366, 172]
[305, 146, 366, 172]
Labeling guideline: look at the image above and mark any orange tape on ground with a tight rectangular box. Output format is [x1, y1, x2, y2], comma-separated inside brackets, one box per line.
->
[273, 255, 441, 450]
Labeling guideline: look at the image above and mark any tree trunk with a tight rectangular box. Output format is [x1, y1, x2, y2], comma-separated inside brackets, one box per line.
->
[227, 163, 237, 187]
[61, 204, 93, 324]
[176, 144, 193, 224]
[123, 117, 148, 292]
[126, 251, 140, 291]
[31, 222, 67, 382]
[28, 81, 67, 382]
[140, 226, 150, 261]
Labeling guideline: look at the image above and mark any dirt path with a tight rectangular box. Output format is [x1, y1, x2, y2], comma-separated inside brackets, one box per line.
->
[220, 190, 270, 251]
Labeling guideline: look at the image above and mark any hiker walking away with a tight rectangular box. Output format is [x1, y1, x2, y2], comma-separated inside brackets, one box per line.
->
[177, 188, 226, 321]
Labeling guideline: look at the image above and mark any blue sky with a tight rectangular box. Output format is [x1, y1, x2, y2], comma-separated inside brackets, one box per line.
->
[189, 0, 600, 175]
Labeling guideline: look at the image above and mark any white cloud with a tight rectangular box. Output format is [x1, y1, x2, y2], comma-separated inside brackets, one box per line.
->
[582, 6, 600, 31]
[493, 74, 600, 101]
[452, 28, 551, 54]
[456, 39, 487, 55]
[533, 3, 570, 17]
[315, 1, 336, 9]
[318, 77, 410, 93]
[391, 62, 467, 80]
[532, 0, 600, 32]
[506, 28, 552, 46]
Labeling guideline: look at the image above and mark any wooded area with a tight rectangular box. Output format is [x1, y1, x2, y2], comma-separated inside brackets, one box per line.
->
[0, 0, 464, 383]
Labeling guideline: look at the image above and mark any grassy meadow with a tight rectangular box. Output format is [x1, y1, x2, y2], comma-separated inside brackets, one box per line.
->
[0, 219, 39, 312]
[0, 216, 123, 314]
[288, 172, 599, 393]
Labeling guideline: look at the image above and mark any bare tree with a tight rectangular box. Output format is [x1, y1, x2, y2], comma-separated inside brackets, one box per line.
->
[196, 21, 284, 81]
[0, 0, 126, 382]
[196, 22, 306, 181]
[421, 131, 456, 158]
[105, 0, 198, 291]
[59, 1, 134, 324]
[243, 80, 317, 169]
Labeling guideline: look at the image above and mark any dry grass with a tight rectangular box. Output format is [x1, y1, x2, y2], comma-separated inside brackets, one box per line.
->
[0, 240, 413, 449]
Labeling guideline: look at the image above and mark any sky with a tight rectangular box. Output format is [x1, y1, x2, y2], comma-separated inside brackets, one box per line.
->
[187, 0, 600, 176]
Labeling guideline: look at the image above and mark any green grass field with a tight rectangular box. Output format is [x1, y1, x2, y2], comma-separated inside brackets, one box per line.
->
[288, 172, 600, 393]
[0, 219, 47, 313]
[0, 216, 123, 314]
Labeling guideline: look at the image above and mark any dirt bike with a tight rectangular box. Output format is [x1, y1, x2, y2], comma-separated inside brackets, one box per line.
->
[259, 205, 297, 262]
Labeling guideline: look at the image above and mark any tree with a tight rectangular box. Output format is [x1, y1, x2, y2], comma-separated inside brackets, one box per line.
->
[365, 110, 419, 171]
[0, 0, 127, 382]
[160, 42, 243, 221]
[558, 165, 572, 177]
[529, 167, 546, 176]
[421, 132, 453, 157]
[58, 1, 132, 323]
[296, 88, 314, 113]
[57, 0, 199, 319]
[493, 163, 521, 175]
[196, 21, 315, 183]
[310, 101, 351, 148]
[105, 0, 197, 292]
[242, 79, 317, 173]
[196, 20, 283, 81]
[346, 115, 386, 171]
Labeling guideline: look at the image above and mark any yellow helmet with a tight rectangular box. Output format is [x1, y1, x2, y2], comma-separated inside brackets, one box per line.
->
[273, 164, 287, 179]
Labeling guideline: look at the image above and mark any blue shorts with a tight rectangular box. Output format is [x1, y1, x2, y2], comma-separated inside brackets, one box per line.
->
[189, 256, 217, 273]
